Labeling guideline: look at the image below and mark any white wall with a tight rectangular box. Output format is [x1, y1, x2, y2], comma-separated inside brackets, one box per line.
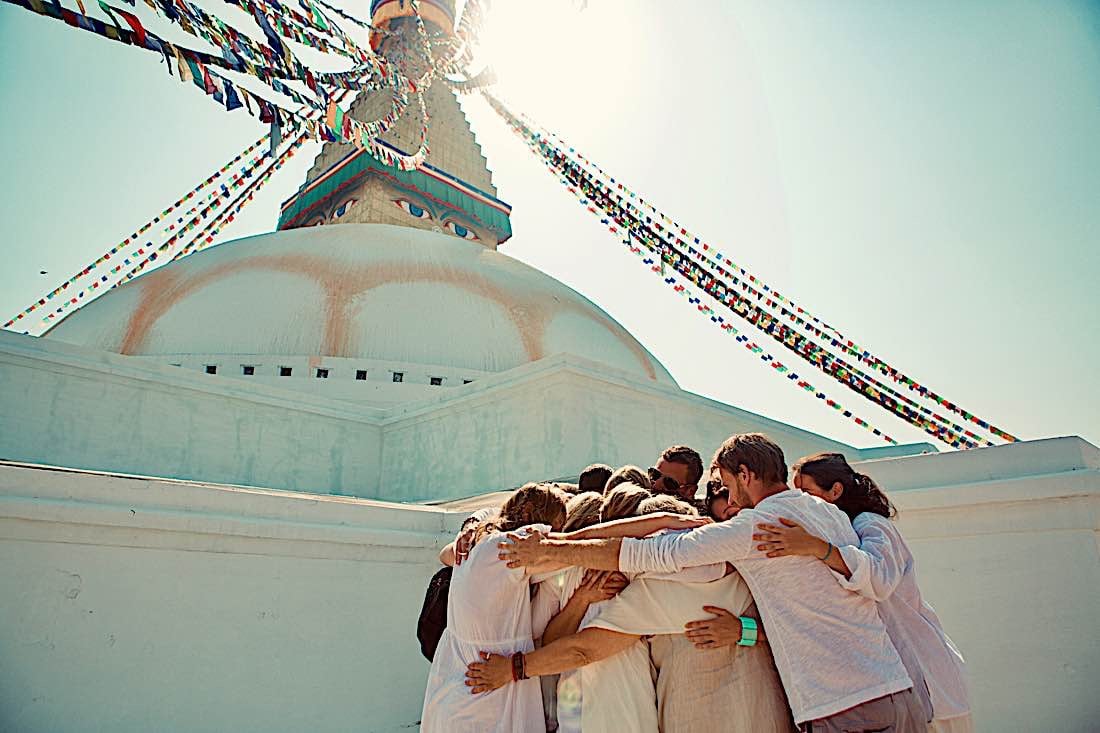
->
[1, 438, 1097, 732]
[377, 364, 883, 501]
[0, 331, 930, 503]
[0, 463, 464, 733]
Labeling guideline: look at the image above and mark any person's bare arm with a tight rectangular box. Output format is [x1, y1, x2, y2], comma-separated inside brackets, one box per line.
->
[558, 513, 711, 541]
[542, 571, 628, 645]
[466, 627, 640, 693]
[500, 534, 624, 572]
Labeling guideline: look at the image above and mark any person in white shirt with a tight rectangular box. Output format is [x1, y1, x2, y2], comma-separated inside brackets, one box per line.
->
[752, 452, 973, 733]
[421, 483, 569, 733]
[467, 494, 794, 733]
[490, 433, 926, 732]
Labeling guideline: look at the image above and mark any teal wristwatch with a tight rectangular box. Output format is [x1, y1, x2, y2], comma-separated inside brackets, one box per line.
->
[737, 616, 758, 647]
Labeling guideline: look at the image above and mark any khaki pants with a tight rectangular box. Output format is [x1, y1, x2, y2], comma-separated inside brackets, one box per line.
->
[649, 632, 795, 733]
[929, 714, 974, 733]
[800, 689, 924, 733]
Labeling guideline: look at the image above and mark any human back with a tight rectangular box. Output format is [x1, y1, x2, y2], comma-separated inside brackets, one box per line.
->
[555, 484, 658, 733]
[733, 490, 911, 721]
[421, 483, 567, 733]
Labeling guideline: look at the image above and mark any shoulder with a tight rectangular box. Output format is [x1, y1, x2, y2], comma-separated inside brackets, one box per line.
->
[852, 511, 891, 529]
[481, 523, 549, 545]
[754, 489, 827, 519]
[852, 512, 907, 545]
[513, 523, 551, 538]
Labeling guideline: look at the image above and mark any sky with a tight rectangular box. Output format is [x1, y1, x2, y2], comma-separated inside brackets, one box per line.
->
[1, 0, 1098, 450]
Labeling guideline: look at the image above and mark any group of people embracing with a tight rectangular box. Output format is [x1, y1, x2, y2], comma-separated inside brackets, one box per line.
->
[418, 433, 972, 733]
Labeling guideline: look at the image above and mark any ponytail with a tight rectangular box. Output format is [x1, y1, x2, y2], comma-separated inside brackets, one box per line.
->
[793, 453, 897, 522]
[850, 471, 896, 520]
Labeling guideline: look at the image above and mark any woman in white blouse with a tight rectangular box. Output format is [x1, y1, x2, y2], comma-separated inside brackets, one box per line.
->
[752, 452, 973, 733]
[421, 483, 569, 733]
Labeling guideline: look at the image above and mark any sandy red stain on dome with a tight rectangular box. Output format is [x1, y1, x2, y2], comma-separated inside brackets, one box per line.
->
[116, 254, 659, 381]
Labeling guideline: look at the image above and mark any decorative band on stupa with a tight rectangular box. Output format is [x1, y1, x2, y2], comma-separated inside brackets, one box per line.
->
[277, 142, 512, 242]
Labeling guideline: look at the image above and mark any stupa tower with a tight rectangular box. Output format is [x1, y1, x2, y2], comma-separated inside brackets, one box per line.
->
[41, 0, 673, 398]
[277, 0, 513, 247]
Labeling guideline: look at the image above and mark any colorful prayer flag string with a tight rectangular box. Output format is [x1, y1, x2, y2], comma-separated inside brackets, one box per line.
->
[3, 134, 270, 332]
[486, 94, 1015, 448]
[519, 118, 1017, 444]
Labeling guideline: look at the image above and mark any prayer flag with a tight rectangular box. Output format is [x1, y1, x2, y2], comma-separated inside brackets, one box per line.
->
[223, 79, 242, 110]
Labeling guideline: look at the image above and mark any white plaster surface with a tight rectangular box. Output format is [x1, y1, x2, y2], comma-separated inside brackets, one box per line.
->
[0, 463, 458, 733]
[0, 437, 1096, 732]
[0, 330, 921, 502]
[42, 225, 676, 386]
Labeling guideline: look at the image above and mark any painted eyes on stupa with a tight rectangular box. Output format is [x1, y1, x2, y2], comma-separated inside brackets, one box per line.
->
[394, 199, 432, 220]
[445, 221, 479, 241]
[332, 198, 358, 220]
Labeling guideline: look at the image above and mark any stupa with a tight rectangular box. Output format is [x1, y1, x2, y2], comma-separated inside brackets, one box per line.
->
[12, 0, 931, 501]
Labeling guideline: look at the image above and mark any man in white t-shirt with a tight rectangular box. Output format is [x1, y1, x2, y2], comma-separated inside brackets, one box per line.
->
[497, 433, 924, 732]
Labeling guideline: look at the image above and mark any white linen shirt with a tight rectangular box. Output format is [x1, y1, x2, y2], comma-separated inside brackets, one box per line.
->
[836, 512, 970, 720]
[421, 525, 549, 733]
[619, 489, 911, 724]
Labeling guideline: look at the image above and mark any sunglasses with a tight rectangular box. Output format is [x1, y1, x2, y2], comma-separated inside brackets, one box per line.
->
[647, 467, 681, 494]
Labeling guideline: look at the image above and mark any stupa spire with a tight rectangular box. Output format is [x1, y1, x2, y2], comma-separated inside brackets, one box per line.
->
[277, 0, 512, 247]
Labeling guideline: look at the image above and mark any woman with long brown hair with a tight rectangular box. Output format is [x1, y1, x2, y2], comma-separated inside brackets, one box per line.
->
[421, 482, 569, 733]
[754, 452, 973, 733]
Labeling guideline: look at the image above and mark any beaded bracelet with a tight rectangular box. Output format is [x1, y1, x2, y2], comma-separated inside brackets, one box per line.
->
[511, 652, 527, 682]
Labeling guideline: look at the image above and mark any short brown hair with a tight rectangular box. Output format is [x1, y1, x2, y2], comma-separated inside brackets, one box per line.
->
[578, 464, 613, 494]
[660, 445, 705, 485]
[604, 465, 652, 494]
[711, 433, 787, 486]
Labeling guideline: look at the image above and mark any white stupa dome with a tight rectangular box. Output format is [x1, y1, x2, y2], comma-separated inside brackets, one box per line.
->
[45, 224, 676, 386]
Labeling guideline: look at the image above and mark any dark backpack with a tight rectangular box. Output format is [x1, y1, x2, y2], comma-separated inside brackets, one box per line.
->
[417, 566, 452, 661]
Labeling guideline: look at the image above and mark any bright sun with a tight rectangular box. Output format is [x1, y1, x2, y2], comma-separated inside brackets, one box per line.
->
[467, 0, 641, 115]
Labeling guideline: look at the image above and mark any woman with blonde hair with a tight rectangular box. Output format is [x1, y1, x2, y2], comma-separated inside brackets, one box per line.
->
[754, 452, 972, 733]
[603, 465, 651, 494]
[532, 485, 733, 733]
[560, 491, 604, 532]
[533, 490, 620, 732]
[421, 483, 568, 733]
[542, 484, 654, 733]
